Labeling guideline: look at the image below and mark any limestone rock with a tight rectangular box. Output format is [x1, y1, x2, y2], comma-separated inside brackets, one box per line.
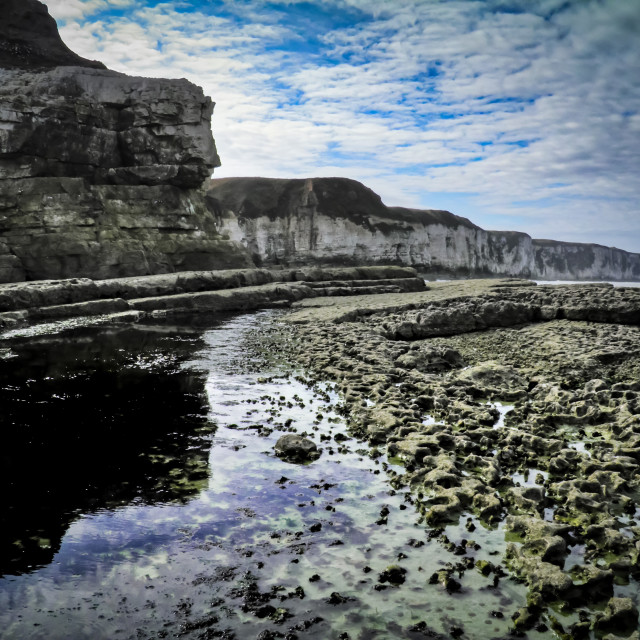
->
[506, 547, 573, 601]
[372, 284, 640, 341]
[521, 534, 567, 566]
[0, 0, 252, 283]
[455, 361, 527, 398]
[395, 344, 465, 373]
[594, 597, 639, 634]
[0, 67, 219, 186]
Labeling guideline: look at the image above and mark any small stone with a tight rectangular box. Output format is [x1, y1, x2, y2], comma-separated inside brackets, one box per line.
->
[444, 576, 461, 593]
[378, 565, 407, 585]
[326, 592, 350, 605]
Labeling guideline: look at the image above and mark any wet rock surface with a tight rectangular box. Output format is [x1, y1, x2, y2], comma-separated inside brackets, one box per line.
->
[282, 280, 640, 636]
[0, 265, 425, 329]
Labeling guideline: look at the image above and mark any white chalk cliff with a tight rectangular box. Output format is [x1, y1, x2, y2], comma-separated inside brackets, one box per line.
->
[207, 177, 640, 281]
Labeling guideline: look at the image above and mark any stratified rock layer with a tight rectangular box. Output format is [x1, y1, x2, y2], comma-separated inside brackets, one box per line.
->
[0, 265, 425, 328]
[0, 0, 251, 283]
[208, 177, 640, 281]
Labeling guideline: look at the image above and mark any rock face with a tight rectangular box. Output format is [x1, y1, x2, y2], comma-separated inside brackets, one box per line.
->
[0, 0, 252, 283]
[207, 177, 640, 281]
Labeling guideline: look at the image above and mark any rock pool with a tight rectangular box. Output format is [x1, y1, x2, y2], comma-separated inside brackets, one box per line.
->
[0, 310, 538, 640]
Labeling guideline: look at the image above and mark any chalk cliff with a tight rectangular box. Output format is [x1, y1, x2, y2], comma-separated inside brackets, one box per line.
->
[0, 0, 252, 283]
[207, 177, 640, 281]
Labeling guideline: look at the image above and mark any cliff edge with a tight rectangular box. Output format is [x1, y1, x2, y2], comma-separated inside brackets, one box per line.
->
[0, 0, 105, 70]
[0, 0, 252, 283]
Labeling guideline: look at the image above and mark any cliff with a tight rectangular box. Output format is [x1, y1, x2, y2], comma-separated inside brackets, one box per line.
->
[207, 177, 640, 281]
[0, 0, 252, 283]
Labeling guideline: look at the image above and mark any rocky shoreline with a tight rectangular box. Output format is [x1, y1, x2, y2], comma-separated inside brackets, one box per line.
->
[279, 280, 640, 638]
[2, 273, 640, 636]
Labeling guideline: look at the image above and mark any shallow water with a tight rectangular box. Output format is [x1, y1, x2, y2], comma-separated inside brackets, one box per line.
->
[423, 278, 640, 288]
[487, 402, 514, 430]
[533, 280, 640, 287]
[0, 311, 561, 639]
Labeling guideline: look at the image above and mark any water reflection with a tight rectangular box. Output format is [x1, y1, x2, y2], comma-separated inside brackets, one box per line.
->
[0, 312, 531, 640]
[0, 324, 213, 576]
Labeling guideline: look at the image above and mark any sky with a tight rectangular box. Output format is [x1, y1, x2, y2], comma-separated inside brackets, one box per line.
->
[47, 0, 640, 252]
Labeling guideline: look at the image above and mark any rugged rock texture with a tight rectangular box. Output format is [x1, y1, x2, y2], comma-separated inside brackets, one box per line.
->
[274, 434, 321, 463]
[0, 0, 105, 70]
[282, 280, 640, 634]
[207, 177, 640, 281]
[0, 0, 251, 283]
[532, 239, 640, 281]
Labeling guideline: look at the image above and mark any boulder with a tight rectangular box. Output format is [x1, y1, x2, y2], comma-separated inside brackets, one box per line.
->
[594, 597, 639, 635]
[274, 434, 320, 463]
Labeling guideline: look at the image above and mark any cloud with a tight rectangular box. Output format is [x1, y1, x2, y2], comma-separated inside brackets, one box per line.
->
[51, 0, 640, 252]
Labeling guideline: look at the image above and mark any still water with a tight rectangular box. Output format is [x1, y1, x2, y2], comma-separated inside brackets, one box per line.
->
[0, 311, 529, 640]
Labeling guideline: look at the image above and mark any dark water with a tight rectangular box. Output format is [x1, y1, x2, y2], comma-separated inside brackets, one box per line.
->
[0, 311, 530, 640]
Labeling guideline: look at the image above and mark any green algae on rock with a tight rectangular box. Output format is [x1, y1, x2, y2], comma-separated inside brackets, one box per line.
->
[281, 279, 640, 636]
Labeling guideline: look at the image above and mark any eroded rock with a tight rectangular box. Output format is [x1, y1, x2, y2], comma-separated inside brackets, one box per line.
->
[281, 280, 640, 630]
[0, 0, 253, 282]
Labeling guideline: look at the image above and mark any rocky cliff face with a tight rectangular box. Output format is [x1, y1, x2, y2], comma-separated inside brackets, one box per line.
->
[531, 240, 640, 281]
[0, 0, 252, 283]
[207, 177, 640, 281]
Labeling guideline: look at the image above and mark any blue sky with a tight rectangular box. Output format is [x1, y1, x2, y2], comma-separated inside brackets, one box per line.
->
[48, 0, 640, 252]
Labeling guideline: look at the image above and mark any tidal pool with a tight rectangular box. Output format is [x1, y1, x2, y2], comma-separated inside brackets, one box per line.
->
[0, 311, 534, 639]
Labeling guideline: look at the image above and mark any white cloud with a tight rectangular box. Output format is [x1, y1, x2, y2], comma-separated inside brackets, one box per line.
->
[45, 0, 136, 21]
